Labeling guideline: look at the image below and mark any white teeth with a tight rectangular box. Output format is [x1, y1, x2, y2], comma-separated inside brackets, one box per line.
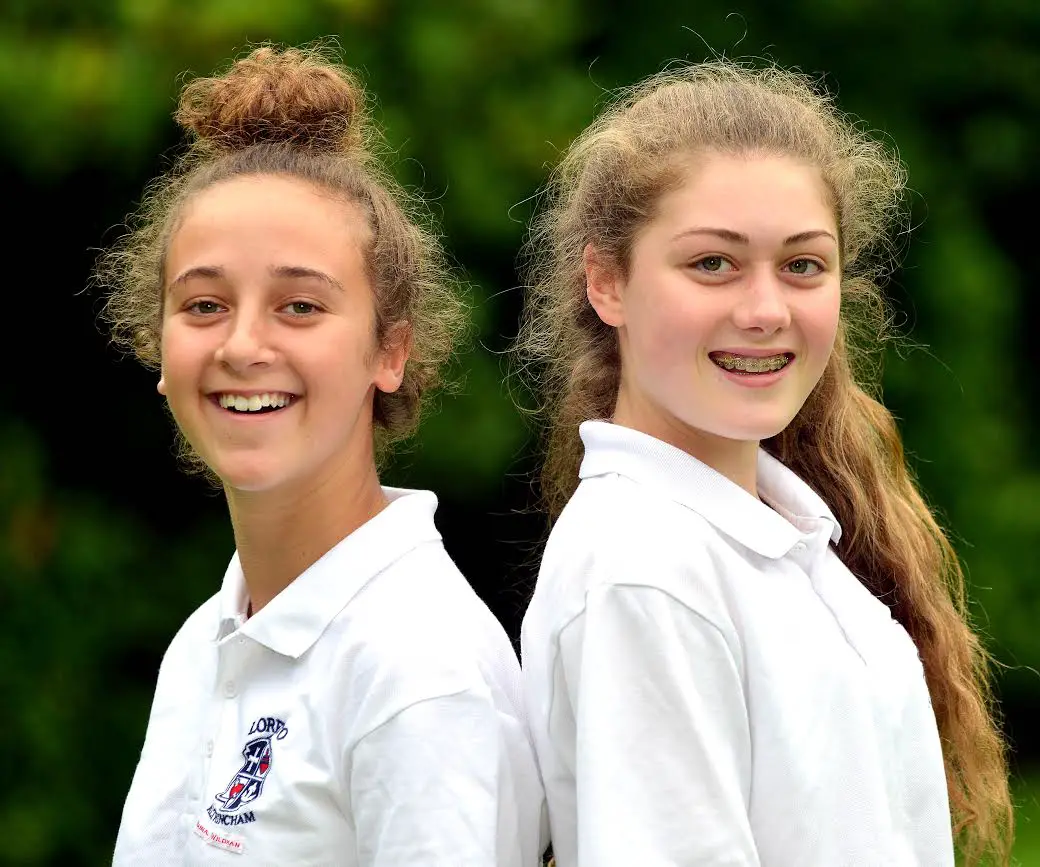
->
[218, 393, 293, 412]
[713, 353, 790, 373]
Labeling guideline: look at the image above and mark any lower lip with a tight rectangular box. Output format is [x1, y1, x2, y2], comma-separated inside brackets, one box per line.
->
[712, 361, 792, 389]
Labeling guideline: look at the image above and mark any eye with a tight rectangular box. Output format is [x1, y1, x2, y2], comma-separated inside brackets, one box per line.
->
[783, 258, 823, 276]
[283, 301, 320, 316]
[187, 300, 223, 315]
[691, 255, 735, 274]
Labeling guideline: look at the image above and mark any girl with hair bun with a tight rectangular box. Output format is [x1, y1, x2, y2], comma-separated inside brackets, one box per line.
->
[517, 60, 1012, 866]
[101, 44, 544, 866]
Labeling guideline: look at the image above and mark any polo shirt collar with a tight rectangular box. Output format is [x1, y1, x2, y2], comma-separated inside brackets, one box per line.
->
[214, 487, 442, 657]
[578, 420, 841, 559]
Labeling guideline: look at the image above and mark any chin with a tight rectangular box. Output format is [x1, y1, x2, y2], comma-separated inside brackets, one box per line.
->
[711, 414, 796, 443]
[209, 459, 286, 494]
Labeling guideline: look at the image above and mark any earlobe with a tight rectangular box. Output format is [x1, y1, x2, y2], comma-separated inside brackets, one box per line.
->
[584, 243, 625, 327]
[157, 376, 167, 396]
[373, 321, 412, 394]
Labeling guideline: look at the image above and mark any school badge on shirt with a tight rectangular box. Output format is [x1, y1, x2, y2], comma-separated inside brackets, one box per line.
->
[195, 717, 289, 853]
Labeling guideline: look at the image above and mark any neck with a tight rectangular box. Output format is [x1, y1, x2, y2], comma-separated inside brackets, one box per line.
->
[225, 458, 388, 616]
[613, 387, 760, 496]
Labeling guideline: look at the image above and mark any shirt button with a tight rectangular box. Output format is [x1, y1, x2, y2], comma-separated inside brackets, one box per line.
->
[206, 739, 214, 756]
[793, 542, 807, 552]
[223, 680, 237, 698]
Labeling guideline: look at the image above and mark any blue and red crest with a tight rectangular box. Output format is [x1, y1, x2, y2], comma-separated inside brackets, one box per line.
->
[209, 717, 289, 823]
[215, 736, 273, 811]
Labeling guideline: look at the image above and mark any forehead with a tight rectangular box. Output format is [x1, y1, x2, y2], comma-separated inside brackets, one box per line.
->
[167, 174, 369, 275]
[653, 152, 837, 237]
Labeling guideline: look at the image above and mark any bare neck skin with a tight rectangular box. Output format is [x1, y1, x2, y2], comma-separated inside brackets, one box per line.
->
[613, 384, 761, 497]
[224, 441, 388, 616]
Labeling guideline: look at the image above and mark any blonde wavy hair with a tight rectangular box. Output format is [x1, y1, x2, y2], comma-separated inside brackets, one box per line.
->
[516, 60, 1012, 864]
[96, 43, 467, 471]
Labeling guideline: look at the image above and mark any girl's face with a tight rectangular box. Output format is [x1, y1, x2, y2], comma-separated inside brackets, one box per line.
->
[159, 174, 407, 495]
[587, 151, 841, 455]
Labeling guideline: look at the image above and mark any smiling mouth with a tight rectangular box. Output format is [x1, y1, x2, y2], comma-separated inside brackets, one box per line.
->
[710, 352, 794, 374]
[216, 392, 297, 413]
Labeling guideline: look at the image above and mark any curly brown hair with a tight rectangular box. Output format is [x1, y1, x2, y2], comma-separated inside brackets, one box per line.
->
[516, 60, 1012, 865]
[96, 43, 468, 470]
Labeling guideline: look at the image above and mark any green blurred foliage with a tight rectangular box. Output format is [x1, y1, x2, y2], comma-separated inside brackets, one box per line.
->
[1, 0, 1039, 863]
[0, 422, 229, 863]
[1013, 774, 1040, 865]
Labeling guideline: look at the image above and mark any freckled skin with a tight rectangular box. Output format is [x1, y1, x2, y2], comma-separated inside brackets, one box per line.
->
[585, 153, 842, 490]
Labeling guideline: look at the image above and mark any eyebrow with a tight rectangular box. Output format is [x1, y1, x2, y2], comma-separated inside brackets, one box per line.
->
[167, 265, 224, 292]
[672, 227, 838, 246]
[269, 265, 344, 293]
[166, 264, 344, 293]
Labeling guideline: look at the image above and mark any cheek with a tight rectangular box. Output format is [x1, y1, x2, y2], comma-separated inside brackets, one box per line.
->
[653, 308, 717, 377]
[631, 282, 708, 349]
[802, 289, 842, 354]
[310, 329, 380, 389]
[160, 324, 207, 371]
[158, 331, 189, 384]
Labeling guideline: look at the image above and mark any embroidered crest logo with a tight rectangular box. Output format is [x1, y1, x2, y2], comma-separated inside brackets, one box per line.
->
[206, 717, 289, 828]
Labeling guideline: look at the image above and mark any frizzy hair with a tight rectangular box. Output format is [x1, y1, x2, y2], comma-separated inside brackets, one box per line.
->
[516, 60, 1012, 863]
[96, 43, 467, 467]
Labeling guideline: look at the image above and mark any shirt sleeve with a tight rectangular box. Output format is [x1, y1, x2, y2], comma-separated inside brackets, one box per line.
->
[349, 689, 512, 867]
[559, 583, 760, 866]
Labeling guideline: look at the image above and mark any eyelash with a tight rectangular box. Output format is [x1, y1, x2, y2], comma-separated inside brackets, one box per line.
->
[691, 255, 733, 274]
[283, 300, 323, 316]
[183, 300, 323, 316]
[186, 300, 224, 315]
[783, 258, 824, 276]
[688, 256, 825, 275]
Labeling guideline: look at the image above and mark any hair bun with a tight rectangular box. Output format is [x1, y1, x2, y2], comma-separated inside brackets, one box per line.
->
[175, 45, 363, 151]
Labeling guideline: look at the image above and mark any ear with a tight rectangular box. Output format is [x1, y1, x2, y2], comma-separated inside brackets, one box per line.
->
[157, 375, 167, 396]
[373, 320, 412, 394]
[584, 243, 626, 327]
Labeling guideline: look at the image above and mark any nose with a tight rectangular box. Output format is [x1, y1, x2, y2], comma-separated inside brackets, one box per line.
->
[732, 269, 791, 334]
[214, 308, 276, 372]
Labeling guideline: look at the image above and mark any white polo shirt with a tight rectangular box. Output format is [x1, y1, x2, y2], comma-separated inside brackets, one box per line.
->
[522, 421, 954, 867]
[114, 488, 546, 866]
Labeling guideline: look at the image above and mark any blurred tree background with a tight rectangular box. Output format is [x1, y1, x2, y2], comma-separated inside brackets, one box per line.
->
[1, 0, 1038, 863]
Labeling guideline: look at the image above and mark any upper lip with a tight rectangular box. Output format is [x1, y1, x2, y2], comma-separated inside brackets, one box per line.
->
[710, 349, 795, 358]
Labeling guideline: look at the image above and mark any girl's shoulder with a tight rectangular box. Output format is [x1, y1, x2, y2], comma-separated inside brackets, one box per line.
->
[536, 474, 737, 636]
[550, 472, 722, 569]
[157, 591, 223, 672]
[568, 466, 710, 517]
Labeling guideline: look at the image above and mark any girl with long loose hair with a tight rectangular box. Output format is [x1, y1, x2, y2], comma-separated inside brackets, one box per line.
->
[517, 59, 1012, 866]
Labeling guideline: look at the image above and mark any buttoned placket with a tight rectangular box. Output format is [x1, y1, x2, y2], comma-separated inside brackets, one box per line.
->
[217, 629, 251, 700]
[797, 520, 886, 673]
[196, 626, 251, 816]
[788, 525, 828, 574]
